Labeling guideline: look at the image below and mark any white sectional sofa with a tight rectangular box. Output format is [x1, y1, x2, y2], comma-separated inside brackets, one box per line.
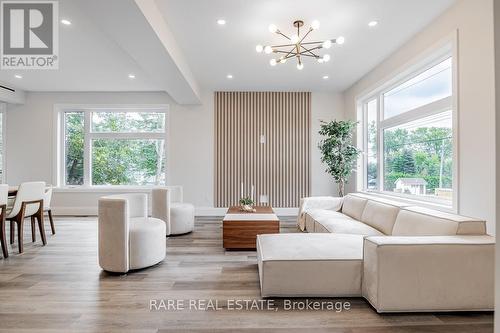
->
[256, 193, 494, 312]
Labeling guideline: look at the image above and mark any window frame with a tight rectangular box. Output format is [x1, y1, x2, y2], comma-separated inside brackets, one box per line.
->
[356, 37, 459, 212]
[54, 104, 169, 189]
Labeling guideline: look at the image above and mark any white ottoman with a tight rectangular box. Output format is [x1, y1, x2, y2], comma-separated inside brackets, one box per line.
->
[169, 203, 195, 235]
[152, 187, 195, 236]
[257, 233, 364, 297]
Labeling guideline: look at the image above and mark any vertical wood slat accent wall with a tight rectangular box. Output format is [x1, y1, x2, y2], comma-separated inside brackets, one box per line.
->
[214, 92, 311, 208]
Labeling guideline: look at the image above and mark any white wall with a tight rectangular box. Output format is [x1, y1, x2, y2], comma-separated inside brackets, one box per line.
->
[5, 91, 343, 215]
[311, 92, 345, 197]
[343, 0, 496, 234]
[5, 91, 214, 214]
[6, 91, 170, 183]
[494, 0, 500, 330]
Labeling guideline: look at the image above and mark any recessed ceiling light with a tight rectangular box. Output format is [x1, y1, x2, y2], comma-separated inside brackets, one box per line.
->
[226, 74, 233, 79]
[323, 75, 329, 80]
[14, 74, 22, 79]
[61, 19, 72, 25]
[217, 19, 226, 25]
[368, 21, 378, 27]
[128, 74, 136, 79]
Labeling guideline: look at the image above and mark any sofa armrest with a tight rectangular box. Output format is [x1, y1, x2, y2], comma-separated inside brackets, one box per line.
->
[363, 235, 494, 312]
[297, 196, 343, 231]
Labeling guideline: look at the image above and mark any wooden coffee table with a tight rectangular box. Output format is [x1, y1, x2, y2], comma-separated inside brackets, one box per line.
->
[223, 206, 280, 250]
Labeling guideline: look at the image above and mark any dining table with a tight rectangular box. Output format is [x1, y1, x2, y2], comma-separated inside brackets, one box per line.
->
[8, 185, 52, 196]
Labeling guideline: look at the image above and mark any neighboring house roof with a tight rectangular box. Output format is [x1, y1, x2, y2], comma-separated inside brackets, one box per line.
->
[395, 178, 428, 185]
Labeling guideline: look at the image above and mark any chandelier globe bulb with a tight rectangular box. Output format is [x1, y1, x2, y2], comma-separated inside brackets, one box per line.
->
[322, 40, 332, 49]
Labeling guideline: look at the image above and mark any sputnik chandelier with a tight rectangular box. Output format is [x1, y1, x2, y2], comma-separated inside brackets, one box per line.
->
[256, 20, 345, 70]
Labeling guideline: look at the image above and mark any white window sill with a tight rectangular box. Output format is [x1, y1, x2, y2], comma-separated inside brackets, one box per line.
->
[53, 186, 160, 193]
[358, 190, 455, 213]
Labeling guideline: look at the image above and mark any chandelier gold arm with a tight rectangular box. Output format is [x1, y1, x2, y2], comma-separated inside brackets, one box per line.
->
[281, 47, 296, 60]
[298, 27, 314, 44]
[269, 41, 324, 49]
[273, 50, 320, 58]
[269, 43, 297, 48]
[259, 20, 339, 68]
[276, 30, 292, 41]
[297, 52, 320, 58]
[299, 40, 328, 46]
[300, 45, 322, 58]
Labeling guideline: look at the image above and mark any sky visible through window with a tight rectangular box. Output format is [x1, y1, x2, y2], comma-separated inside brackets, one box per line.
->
[384, 58, 452, 119]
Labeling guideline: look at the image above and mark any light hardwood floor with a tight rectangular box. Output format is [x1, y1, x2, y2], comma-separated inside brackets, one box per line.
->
[0, 216, 493, 333]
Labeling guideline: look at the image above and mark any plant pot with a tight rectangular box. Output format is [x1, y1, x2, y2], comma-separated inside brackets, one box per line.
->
[241, 204, 254, 212]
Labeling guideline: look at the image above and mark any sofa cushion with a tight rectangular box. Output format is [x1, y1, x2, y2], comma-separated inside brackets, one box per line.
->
[307, 210, 383, 236]
[360, 201, 400, 235]
[392, 206, 487, 236]
[320, 219, 384, 236]
[341, 195, 368, 220]
[307, 209, 353, 224]
[349, 193, 409, 208]
[257, 233, 364, 297]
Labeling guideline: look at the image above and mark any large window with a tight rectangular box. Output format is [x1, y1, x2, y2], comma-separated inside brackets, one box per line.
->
[61, 107, 167, 187]
[360, 55, 455, 207]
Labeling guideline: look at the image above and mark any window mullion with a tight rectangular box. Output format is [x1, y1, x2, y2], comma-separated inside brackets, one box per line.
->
[84, 110, 91, 186]
[379, 96, 452, 130]
[60, 112, 66, 186]
[362, 102, 367, 191]
[89, 132, 165, 140]
[377, 95, 383, 192]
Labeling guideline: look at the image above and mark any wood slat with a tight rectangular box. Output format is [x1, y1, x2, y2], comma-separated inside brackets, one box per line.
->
[214, 92, 311, 207]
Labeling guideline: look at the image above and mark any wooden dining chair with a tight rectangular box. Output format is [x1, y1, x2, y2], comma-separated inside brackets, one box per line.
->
[7, 182, 46, 253]
[44, 186, 55, 234]
[0, 184, 8, 258]
[31, 186, 55, 240]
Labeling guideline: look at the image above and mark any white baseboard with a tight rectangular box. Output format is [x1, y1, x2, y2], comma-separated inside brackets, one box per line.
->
[195, 207, 298, 216]
[272, 208, 299, 216]
[52, 206, 299, 216]
[53, 206, 97, 216]
[195, 207, 227, 216]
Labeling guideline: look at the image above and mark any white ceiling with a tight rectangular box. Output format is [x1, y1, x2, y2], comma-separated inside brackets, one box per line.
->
[0, 0, 456, 97]
[0, 0, 164, 92]
[157, 0, 456, 92]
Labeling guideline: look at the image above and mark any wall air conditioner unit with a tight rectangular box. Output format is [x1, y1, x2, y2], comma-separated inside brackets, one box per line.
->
[0, 83, 25, 104]
[0, 84, 15, 93]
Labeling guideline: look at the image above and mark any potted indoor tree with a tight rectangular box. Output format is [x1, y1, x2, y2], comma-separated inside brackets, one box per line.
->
[318, 120, 361, 197]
